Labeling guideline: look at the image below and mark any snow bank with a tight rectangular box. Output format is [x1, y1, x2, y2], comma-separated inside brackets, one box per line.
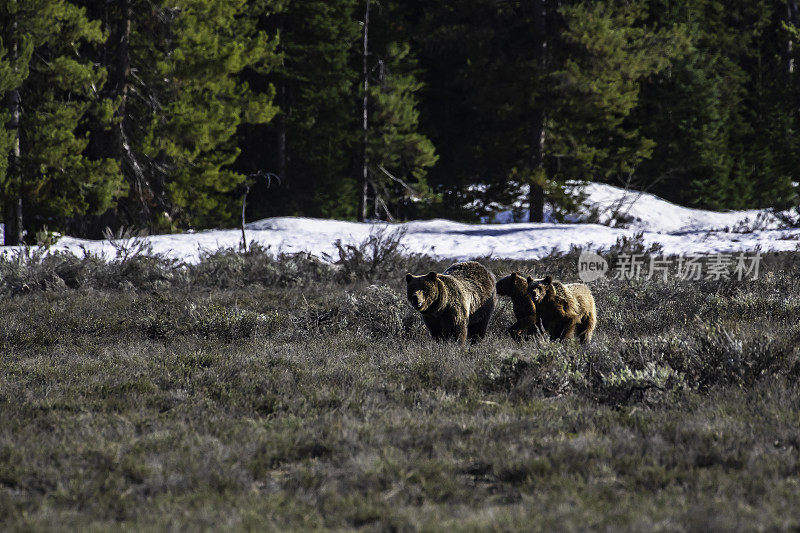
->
[575, 182, 782, 233]
[1, 183, 798, 263]
[487, 182, 784, 233]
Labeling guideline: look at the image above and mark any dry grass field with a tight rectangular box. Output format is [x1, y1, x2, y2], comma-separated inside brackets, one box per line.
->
[1, 239, 800, 530]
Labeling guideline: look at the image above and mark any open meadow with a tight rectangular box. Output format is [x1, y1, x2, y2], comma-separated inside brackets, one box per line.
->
[4, 0, 800, 529]
[2, 239, 800, 531]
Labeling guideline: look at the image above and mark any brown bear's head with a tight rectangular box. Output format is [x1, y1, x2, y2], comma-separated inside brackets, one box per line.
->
[496, 272, 528, 297]
[526, 275, 553, 303]
[405, 271, 440, 312]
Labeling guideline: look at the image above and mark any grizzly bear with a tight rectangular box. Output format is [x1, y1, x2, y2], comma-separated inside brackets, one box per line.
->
[526, 275, 597, 344]
[495, 272, 539, 341]
[405, 261, 497, 345]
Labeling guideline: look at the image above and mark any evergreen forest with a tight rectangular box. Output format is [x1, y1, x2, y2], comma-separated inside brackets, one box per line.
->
[2, 0, 799, 244]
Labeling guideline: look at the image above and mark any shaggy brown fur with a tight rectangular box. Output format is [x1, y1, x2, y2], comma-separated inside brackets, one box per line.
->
[406, 261, 497, 345]
[526, 275, 597, 344]
[496, 272, 539, 341]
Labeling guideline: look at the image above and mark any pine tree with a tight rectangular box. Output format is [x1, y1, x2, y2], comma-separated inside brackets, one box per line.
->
[72, 0, 139, 236]
[148, 0, 280, 229]
[547, 1, 690, 185]
[637, 0, 799, 210]
[237, 0, 362, 221]
[75, 0, 281, 232]
[365, 41, 437, 220]
[412, 0, 689, 222]
[0, 0, 123, 245]
[359, 1, 438, 221]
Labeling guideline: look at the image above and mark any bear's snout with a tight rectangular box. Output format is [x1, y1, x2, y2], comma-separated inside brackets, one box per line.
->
[409, 291, 426, 310]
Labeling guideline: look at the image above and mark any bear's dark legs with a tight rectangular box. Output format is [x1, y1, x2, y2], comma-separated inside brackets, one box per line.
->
[468, 315, 490, 343]
[507, 316, 532, 341]
[457, 322, 469, 345]
[423, 315, 444, 341]
[542, 317, 572, 341]
[437, 320, 468, 345]
[507, 324, 524, 342]
[576, 314, 596, 344]
[425, 314, 468, 344]
[467, 296, 496, 343]
[545, 320, 562, 341]
[561, 319, 579, 341]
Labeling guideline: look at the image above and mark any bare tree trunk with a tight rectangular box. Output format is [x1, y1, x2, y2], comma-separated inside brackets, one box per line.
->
[529, 112, 546, 223]
[277, 85, 287, 183]
[113, 0, 149, 223]
[3, 197, 22, 246]
[357, 0, 370, 222]
[87, 0, 134, 237]
[111, 0, 132, 115]
[528, 0, 547, 223]
[4, 26, 23, 246]
[789, 0, 799, 74]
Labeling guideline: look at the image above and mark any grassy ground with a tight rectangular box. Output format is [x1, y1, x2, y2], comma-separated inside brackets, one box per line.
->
[1, 243, 800, 531]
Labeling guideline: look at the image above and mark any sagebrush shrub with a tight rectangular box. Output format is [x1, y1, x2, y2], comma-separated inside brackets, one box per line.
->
[329, 226, 439, 283]
[343, 284, 417, 337]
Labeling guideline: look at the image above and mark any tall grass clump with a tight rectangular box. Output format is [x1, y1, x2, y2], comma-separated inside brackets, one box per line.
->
[189, 243, 335, 288]
[330, 226, 442, 283]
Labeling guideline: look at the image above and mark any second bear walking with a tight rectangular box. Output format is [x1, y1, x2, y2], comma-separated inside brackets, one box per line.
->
[406, 261, 497, 345]
[526, 275, 597, 344]
[496, 272, 539, 341]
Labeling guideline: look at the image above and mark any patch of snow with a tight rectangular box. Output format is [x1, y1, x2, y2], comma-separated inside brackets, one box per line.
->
[575, 182, 785, 233]
[485, 182, 787, 233]
[2, 183, 798, 262]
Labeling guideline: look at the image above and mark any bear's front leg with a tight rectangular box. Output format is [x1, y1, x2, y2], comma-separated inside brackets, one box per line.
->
[440, 311, 469, 345]
[543, 316, 566, 341]
[507, 324, 524, 342]
[561, 319, 579, 341]
[455, 320, 469, 345]
[576, 313, 596, 344]
[423, 315, 444, 341]
[508, 315, 537, 341]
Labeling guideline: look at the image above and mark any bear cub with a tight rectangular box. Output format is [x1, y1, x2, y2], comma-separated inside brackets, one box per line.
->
[495, 272, 539, 341]
[406, 261, 497, 345]
[526, 275, 597, 344]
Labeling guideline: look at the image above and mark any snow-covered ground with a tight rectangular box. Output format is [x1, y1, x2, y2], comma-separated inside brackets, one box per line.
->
[486, 182, 790, 232]
[1, 183, 798, 263]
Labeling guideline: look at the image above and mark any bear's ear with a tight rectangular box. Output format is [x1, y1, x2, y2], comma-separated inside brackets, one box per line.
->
[543, 275, 553, 284]
[512, 271, 522, 278]
[526, 276, 534, 284]
[426, 271, 438, 281]
[405, 273, 413, 283]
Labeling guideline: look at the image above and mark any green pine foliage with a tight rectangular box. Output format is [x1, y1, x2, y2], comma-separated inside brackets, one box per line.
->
[2, 0, 799, 236]
[366, 39, 438, 220]
[237, 0, 362, 221]
[550, 1, 690, 184]
[70, 0, 281, 233]
[145, 0, 280, 229]
[637, 0, 799, 210]
[0, 0, 124, 238]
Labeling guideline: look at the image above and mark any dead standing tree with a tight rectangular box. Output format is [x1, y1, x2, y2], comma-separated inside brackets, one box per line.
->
[357, 0, 371, 222]
[240, 171, 279, 252]
[529, 0, 547, 223]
